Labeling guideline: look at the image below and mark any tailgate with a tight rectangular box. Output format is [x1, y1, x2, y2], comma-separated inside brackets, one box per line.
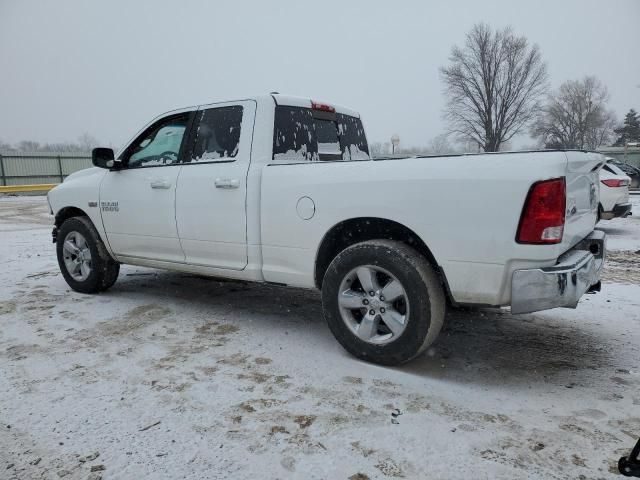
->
[562, 151, 605, 250]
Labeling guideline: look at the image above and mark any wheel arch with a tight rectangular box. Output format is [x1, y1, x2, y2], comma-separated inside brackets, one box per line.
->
[314, 217, 450, 297]
[54, 206, 89, 229]
[53, 207, 110, 252]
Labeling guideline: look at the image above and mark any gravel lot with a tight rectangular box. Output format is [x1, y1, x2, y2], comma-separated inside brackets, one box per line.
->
[1, 195, 639, 479]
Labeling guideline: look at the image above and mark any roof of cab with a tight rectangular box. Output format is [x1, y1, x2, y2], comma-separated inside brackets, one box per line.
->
[152, 94, 360, 119]
[269, 94, 361, 118]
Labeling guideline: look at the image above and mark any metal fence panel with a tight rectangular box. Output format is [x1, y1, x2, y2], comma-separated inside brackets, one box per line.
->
[3, 157, 61, 176]
[61, 157, 93, 175]
[0, 152, 92, 186]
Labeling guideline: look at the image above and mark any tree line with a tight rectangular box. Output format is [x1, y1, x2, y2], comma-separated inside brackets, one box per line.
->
[0, 133, 100, 153]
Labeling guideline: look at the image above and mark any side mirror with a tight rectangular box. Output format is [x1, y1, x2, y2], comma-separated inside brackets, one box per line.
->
[92, 147, 118, 169]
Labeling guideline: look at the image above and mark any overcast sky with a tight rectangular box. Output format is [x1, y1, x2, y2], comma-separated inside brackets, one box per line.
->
[1, 0, 639, 149]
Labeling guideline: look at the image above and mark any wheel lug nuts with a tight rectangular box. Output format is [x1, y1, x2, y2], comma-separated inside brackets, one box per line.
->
[363, 299, 369, 305]
[369, 291, 375, 296]
[369, 309, 375, 316]
[380, 307, 386, 313]
[380, 295, 385, 301]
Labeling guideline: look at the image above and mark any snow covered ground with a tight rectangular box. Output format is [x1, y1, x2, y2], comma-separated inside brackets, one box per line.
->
[0, 195, 639, 480]
[598, 195, 640, 252]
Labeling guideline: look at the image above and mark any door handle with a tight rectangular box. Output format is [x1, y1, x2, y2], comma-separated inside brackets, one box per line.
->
[215, 178, 239, 189]
[150, 179, 171, 189]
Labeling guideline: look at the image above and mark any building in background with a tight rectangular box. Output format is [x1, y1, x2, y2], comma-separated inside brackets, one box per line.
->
[597, 144, 640, 168]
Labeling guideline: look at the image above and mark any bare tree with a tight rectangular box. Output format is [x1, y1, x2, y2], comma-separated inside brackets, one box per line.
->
[531, 76, 617, 150]
[441, 23, 548, 152]
[18, 140, 41, 152]
[428, 134, 457, 155]
[77, 133, 99, 151]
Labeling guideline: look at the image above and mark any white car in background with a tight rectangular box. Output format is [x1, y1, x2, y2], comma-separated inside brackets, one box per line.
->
[599, 159, 632, 220]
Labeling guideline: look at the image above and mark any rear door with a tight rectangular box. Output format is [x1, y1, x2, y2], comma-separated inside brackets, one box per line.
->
[100, 111, 193, 262]
[175, 100, 255, 269]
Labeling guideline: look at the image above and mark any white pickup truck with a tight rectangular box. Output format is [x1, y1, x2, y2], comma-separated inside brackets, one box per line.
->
[47, 94, 606, 365]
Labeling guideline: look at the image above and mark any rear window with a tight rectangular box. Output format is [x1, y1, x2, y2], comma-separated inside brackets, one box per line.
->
[272, 106, 369, 162]
[604, 162, 625, 176]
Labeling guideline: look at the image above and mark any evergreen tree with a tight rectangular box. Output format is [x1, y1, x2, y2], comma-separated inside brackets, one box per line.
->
[613, 109, 640, 146]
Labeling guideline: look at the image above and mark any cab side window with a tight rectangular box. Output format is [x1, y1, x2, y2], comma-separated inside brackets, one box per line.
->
[125, 114, 189, 168]
[188, 106, 244, 162]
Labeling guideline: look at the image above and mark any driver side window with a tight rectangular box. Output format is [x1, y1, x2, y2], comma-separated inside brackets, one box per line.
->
[125, 114, 189, 168]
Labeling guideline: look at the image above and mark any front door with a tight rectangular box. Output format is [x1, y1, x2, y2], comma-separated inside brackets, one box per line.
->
[175, 100, 255, 269]
[100, 111, 192, 262]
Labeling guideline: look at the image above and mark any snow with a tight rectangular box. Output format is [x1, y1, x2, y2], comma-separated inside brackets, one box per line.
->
[273, 145, 318, 162]
[192, 146, 238, 162]
[598, 194, 640, 251]
[343, 145, 370, 161]
[1, 195, 639, 479]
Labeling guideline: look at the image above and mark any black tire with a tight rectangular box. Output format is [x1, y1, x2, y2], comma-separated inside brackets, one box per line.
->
[56, 216, 120, 293]
[321, 240, 446, 365]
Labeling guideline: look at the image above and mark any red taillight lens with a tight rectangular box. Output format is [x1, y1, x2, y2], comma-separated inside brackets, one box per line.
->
[601, 179, 628, 187]
[516, 178, 566, 244]
[311, 101, 335, 113]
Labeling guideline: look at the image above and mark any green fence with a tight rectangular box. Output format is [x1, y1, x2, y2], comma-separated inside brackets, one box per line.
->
[0, 152, 92, 186]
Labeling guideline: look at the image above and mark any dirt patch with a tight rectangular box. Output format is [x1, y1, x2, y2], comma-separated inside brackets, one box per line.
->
[270, 425, 289, 435]
[217, 353, 250, 366]
[375, 459, 404, 477]
[342, 376, 363, 384]
[293, 415, 316, 429]
[214, 324, 240, 335]
[98, 304, 172, 337]
[602, 250, 640, 284]
[351, 441, 376, 458]
[0, 301, 16, 315]
[349, 474, 371, 480]
[4, 344, 46, 361]
[237, 372, 271, 384]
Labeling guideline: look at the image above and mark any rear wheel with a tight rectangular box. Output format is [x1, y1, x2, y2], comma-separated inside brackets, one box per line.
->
[56, 216, 119, 293]
[321, 240, 446, 365]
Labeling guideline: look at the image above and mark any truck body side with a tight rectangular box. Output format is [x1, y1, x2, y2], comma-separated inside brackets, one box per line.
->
[48, 94, 604, 310]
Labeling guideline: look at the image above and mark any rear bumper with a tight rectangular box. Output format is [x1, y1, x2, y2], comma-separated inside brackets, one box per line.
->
[510, 230, 606, 314]
[613, 202, 632, 218]
[601, 202, 632, 220]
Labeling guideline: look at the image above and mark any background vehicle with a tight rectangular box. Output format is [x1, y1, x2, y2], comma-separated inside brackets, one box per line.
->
[608, 158, 640, 190]
[599, 159, 632, 220]
[47, 95, 606, 365]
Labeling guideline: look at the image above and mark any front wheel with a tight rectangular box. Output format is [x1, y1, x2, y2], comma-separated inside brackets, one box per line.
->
[321, 240, 446, 365]
[56, 216, 120, 293]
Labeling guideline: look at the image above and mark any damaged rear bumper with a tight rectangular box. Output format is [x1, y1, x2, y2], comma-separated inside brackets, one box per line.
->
[510, 230, 606, 314]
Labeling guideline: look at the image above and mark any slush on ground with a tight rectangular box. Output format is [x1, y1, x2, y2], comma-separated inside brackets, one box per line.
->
[1, 196, 639, 479]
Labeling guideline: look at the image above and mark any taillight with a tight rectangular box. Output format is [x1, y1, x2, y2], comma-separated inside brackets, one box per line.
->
[311, 101, 335, 113]
[601, 179, 628, 187]
[516, 178, 566, 244]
